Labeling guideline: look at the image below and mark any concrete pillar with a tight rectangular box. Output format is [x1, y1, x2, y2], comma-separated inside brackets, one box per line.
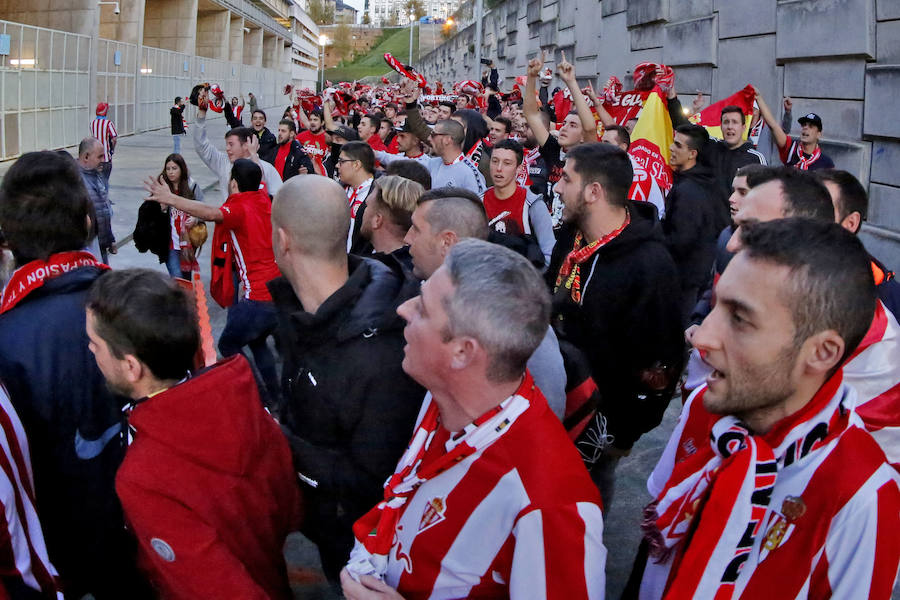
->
[229, 15, 244, 63]
[99, 0, 144, 44]
[243, 26, 263, 67]
[1, 0, 96, 35]
[143, 0, 197, 53]
[196, 9, 229, 60]
[262, 33, 278, 68]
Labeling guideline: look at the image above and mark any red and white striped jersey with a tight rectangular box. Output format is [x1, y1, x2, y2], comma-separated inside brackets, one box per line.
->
[89, 116, 118, 162]
[644, 382, 900, 600]
[844, 300, 900, 469]
[0, 383, 62, 598]
[383, 393, 606, 599]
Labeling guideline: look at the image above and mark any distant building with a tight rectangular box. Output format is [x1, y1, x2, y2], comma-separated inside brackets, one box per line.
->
[369, 0, 461, 27]
[332, 0, 359, 24]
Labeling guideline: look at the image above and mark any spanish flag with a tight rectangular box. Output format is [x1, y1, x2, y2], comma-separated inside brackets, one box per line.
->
[629, 86, 674, 192]
[689, 84, 756, 141]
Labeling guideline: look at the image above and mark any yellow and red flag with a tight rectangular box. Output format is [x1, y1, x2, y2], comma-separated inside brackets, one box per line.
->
[689, 84, 756, 141]
[628, 86, 674, 193]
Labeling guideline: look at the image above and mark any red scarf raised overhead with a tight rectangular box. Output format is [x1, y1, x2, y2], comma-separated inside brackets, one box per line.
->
[554, 212, 630, 303]
[0, 251, 109, 314]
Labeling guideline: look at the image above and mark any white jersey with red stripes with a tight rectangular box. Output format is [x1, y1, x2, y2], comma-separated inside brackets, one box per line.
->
[89, 116, 117, 162]
[643, 382, 900, 600]
[383, 392, 606, 599]
[0, 383, 63, 598]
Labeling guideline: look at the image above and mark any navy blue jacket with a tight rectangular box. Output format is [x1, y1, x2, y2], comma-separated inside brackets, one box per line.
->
[0, 266, 148, 598]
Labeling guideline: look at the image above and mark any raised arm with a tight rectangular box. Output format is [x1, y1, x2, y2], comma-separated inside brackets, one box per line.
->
[322, 99, 337, 132]
[584, 81, 615, 128]
[524, 50, 550, 147]
[557, 51, 597, 142]
[144, 176, 224, 222]
[754, 86, 788, 150]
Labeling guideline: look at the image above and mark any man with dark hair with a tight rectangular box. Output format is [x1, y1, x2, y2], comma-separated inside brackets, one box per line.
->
[817, 169, 900, 317]
[86, 269, 301, 600]
[404, 188, 567, 420]
[269, 175, 424, 583]
[385, 158, 432, 189]
[755, 87, 834, 171]
[170, 95, 185, 153]
[356, 113, 387, 152]
[145, 159, 282, 405]
[249, 108, 277, 157]
[437, 100, 456, 120]
[0, 151, 149, 598]
[640, 219, 900, 599]
[337, 141, 377, 250]
[391, 122, 427, 163]
[261, 118, 314, 182]
[375, 112, 486, 195]
[668, 92, 767, 198]
[488, 115, 512, 147]
[665, 123, 730, 322]
[192, 87, 282, 201]
[296, 108, 329, 175]
[484, 139, 555, 266]
[78, 137, 117, 263]
[516, 110, 552, 211]
[600, 124, 666, 218]
[341, 239, 605, 599]
[549, 142, 684, 506]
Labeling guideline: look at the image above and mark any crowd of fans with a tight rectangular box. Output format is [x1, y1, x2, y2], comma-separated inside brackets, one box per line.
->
[0, 52, 897, 600]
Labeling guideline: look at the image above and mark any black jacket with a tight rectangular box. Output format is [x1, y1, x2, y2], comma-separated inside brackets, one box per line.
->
[254, 127, 277, 158]
[0, 267, 150, 598]
[663, 164, 730, 291]
[260, 139, 315, 182]
[547, 201, 685, 450]
[133, 201, 171, 263]
[170, 105, 185, 135]
[268, 256, 424, 579]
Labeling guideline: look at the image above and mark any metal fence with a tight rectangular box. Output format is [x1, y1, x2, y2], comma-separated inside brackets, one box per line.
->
[0, 19, 91, 160]
[0, 18, 291, 161]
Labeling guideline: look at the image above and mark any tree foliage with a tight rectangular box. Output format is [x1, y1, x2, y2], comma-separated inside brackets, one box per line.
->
[332, 23, 353, 61]
[307, 0, 335, 25]
[404, 0, 426, 19]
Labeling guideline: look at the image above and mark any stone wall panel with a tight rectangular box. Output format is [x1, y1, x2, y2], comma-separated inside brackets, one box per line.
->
[776, 0, 875, 60]
[876, 0, 900, 20]
[871, 141, 900, 187]
[877, 20, 900, 63]
[784, 59, 866, 100]
[718, 0, 776, 38]
[663, 15, 716, 66]
[627, 0, 668, 27]
[864, 65, 900, 138]
[601, 0, 627, 16]
[715, 35, 778, 110]
[868, 184, 900, 231]
[630, 23, 664, 50]
[667, 0, 713, 22]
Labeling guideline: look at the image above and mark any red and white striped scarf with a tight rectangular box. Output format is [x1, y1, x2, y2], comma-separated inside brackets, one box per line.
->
[642, 375, 850, 598]
[795, 142, 821, 170]
[1, 251, 109, 314]
[345, 373, 535, 581]
[554, 213, 630, 303]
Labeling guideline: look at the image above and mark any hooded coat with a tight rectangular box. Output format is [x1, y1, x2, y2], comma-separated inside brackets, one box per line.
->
[662, 164, 730, 293]
[116, 354, 302, 600]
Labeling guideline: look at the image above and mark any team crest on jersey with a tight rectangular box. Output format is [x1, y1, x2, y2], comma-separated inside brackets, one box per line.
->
[419, 496, 447, 532]
[759, 496, 806, 563]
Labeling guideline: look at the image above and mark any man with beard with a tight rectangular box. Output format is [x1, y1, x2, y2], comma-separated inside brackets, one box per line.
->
[296, 109, 329, 176]
[260, 119, 314, 182]
[391, 122, 427, 162]
[548, 143, 684, 507]
[637, 219, 899, 600]
[663, 124, 730, 323]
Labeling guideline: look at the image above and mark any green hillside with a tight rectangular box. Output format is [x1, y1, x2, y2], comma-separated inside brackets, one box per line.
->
[325, 26, 419, 83]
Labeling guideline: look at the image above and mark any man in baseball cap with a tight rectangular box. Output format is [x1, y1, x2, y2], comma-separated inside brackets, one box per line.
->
[754, 87, 835, 171]
[391, 122, 427, 162]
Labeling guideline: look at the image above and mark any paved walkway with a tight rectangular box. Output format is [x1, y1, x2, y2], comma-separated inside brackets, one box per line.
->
[0, 121, 683, 599]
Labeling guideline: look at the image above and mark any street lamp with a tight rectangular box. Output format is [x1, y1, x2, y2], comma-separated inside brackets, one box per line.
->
[318, 34, 329, 92]
[408, 12, 416, 64]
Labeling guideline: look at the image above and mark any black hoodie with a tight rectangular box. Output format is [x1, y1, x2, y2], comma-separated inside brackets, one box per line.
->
[663, 164, 730, 292]
[547, 201, 685, 450]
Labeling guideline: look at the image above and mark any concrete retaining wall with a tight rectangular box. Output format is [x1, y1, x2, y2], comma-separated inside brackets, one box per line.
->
[418, 0, 900, 266]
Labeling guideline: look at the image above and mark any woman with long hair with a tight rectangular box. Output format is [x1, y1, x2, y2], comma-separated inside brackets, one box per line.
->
[133, 153, 203, 278]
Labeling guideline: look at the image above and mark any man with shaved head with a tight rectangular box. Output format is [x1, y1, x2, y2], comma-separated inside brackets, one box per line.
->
[268, 175, 424, 584]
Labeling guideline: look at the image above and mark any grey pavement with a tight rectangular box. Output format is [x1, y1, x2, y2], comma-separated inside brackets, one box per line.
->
[0, 122, 681, 599]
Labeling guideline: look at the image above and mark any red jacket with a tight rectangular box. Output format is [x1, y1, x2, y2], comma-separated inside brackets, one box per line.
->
[116, 355, 302, 599]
